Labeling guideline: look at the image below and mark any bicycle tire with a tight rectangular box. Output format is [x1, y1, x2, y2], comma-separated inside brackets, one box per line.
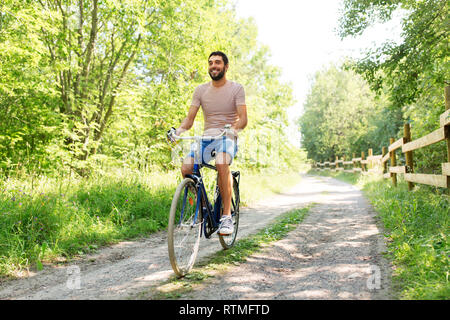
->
[168, 178, 202, 277]
[219, 176, 240, 249]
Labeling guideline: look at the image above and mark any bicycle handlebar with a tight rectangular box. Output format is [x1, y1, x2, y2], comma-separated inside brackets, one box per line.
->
[167, 124, 234, 143]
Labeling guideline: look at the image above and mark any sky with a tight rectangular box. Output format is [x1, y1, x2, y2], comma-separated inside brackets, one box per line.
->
[234, 0, 404, 146]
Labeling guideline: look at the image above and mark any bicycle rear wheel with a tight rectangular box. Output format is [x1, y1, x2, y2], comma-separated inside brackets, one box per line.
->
[168, 178, 202, 277]
[219, 176, 240, 249]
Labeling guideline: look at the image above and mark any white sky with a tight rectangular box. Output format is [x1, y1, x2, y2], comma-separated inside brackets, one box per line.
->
[234, 0, 404, 146]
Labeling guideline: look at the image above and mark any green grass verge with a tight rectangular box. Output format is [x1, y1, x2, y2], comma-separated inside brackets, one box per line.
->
[149, 205, 313, 299]
[310, 170, 449, 300]
[0, 168, 303, 279]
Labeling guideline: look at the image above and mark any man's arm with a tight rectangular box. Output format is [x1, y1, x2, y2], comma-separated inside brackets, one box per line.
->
[232, 105, 248, 135]
[176, 105, 200, 135]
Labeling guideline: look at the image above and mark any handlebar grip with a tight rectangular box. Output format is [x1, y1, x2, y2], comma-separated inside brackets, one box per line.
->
[167, 127, 177, 143]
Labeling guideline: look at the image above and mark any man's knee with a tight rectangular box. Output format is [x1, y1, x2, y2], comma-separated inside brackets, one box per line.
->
[216, 152, 232, 166]
[216, 160, 231, 180]
[181, 164, 193, 177]
[181, 158, 194, 177]
[216, 164, 230, 174]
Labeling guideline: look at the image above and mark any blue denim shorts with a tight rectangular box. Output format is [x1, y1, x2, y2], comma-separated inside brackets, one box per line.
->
[188, 136, 238, 165]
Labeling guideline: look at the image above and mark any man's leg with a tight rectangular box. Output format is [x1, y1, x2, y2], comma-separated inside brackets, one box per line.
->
[216, 152, 233, 216]
[181, 156, 194, 178]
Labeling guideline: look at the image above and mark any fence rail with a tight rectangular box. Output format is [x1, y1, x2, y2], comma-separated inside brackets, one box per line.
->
[312, 86, 450, 191]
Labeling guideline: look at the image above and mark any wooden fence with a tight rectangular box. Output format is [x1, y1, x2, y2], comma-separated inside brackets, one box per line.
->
[313, 86, 450, 190]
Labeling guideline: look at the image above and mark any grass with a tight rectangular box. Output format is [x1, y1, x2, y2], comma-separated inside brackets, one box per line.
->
[0, 167, 303, 279]
[310, 169, 449, 300]
[150, 206, 313, 299]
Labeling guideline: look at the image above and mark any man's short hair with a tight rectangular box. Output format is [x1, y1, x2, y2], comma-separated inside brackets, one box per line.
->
[208, 51, 229, 65]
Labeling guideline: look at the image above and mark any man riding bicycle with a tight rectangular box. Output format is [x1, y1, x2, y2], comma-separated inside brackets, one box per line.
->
[173, 51, 247, 236]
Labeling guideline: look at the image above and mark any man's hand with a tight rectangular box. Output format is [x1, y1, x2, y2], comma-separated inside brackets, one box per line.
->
[166, 127, 177, 143]
[224, 124, 238, 138]
[175, 127, 186, 136]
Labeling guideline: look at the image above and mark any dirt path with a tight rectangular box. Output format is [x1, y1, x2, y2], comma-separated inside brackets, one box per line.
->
[0, 174, 392, 300]
[181, 175, 392, 300]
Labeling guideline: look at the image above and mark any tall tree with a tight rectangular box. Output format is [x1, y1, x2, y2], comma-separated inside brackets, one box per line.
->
[0, 0, 61, 173]
[338, 0, 449, 171]
[1, 0, 301, 174]
[298, 64, 392, 161]
[338, 0, 448, 109]
[35, 0, 154, 164]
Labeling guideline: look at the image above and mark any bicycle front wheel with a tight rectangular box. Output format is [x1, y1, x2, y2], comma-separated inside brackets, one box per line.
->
[168, 178, 202, 277]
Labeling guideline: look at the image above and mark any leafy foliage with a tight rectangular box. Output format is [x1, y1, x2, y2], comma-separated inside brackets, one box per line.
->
[338, 0, 448, 108]
[302, 0, 449, 171]
[0, 0, 302, 176]
[298, 64, 398, 161]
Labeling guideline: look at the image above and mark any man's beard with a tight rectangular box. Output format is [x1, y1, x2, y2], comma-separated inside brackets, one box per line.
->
[208, 68, 225, 81]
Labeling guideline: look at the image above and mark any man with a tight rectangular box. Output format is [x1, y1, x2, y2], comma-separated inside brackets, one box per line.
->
[175, 51, 247, 235]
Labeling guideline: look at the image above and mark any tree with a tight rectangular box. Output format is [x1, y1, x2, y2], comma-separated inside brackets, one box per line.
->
[35, 0, 154, 165]
[0, 0, 61, 173]
[1, 0, 300, 175]
[298, 64, 393, 161]
[338, 0, 448, 108]
[338, 0, 449, 171]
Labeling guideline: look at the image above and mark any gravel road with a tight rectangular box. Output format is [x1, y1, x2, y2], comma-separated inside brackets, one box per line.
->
[0, 174, 392, 300]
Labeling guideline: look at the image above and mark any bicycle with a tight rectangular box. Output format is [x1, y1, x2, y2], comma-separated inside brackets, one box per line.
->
[166, 125, 240, 277]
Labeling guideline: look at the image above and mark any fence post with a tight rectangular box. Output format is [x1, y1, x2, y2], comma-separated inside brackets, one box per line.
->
[445, 85, 450, 163]
[445, 85, 450, 195]
[390, 137, 397, 187]
[382, 147, 387, 175]
[361, 151, 365, 172]
[352, 153, 356, 171]
[335, 156, 339, 170]
[404, 123, 414, 191]
[368, 148, 373, 171]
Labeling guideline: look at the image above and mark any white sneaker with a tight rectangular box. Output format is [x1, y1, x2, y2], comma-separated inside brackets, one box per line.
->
[218, 215, 234, 236]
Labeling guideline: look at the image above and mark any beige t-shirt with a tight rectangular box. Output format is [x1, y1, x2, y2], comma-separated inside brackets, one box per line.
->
[191, 80, 245, 137]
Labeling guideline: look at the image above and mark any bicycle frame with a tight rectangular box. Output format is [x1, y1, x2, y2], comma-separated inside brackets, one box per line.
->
[184, 163, 222, 239]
